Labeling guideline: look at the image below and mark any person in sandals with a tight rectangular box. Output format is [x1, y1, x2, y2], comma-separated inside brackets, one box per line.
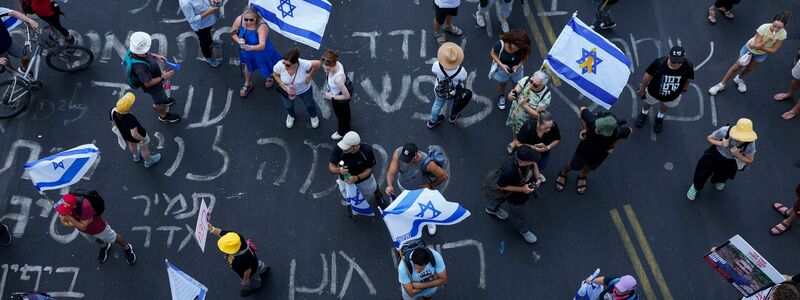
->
[433, 0, 462, 46]
[707, 0, 741, 25]
[769, 179, 800, 236]
[686, 118, 756, 201]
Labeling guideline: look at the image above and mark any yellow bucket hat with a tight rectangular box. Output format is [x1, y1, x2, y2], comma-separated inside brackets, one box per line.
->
[115, 92, 136, 113]
[729, 118, 757, 142]
[217, 232, 242, 254]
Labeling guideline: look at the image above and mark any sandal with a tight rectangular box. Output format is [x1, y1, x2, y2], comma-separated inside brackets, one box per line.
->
[577, 176, 587, 195]
[774, 93, 793, 101]
[434, 33, 446, 46]
[443, 24, 463, 36]
[773, 202, 792, 217]
[707, 7, 717, 25]
[770, 220, 792, 236]
[721, 8, 734, 20]
[555, 173, 566, 192]
[265, 78, 274, 89]
[506, 143, 514, 154]
[239, 84, 253, 98]
[783, 111, 798, 120]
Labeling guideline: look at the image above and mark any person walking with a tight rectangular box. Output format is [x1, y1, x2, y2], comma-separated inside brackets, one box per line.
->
[505, 71, 551, 153]
[707, 0, 742, 25]
[207, 222, 270, 297]
[17, 0, 73, 43]
[433, 0, 462, 46]
[769, 184, 800, 236]
[634, 46, 694, 132]
[0, 223, 10, 247]
[775, 49, 800, 120]
[709, 11, 790, 95]
[179, 0, 224, 67]
[320, 50, 352, 140]
[586, 274, 638, 300]
[232, 5, 281, 97]
[55, 191, 137, 265]
[591, 0, 618, 30]
[110, 92, 161, 168]
[273, 47, 321, 129]
[429, 42, 467, 128]
[513, 111, 560, 182]
[490, 29, 531, 110]
[385, 143, 449, 235]
[397, 246, 448, 300]
[127, 31, 181, 123]
[555, 107, 632, 195]
[485, 146, 542, 244]
[474, 0, 514, 33]
[327, 131, 384, 208]
[687, 118, 757, 201]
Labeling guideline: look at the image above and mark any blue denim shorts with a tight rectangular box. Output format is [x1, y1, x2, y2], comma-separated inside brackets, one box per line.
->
[739, 44, 767, 63]
[491, 65, 525, 84]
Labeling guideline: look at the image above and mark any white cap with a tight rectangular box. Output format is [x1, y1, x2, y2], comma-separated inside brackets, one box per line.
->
[337, 131, 361, 150]
[129, 31, 152, 55]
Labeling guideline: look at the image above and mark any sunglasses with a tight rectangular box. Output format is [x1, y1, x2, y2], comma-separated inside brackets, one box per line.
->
[283, 62, 292, 67]
[244, 18, 256, 22]
[320, 57, 334, 64]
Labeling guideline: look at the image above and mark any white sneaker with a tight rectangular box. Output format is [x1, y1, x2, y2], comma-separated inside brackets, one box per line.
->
[286, 115, 295, 128]
[538, 173, 546, 183]
[520, 231, 538, 243]
[310, 116, 319, 128]
[733, 75, 747, 93]
[475, 12, 486, 28]
[331, 132, 342, 140]
[708, 83, 725, 95]
[427, 224, 437, 236]
[500, 21, 510, 33]
[714, 183, 725, 191]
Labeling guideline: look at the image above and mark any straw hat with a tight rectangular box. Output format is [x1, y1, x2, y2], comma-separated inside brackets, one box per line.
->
[437, 42, 464, 69]
[217, 232, 242, 254]
[729, 118, 757, 142]
[115, 92, 136, 113]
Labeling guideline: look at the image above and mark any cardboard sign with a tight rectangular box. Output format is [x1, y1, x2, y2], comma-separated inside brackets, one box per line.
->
[704, 235, 784, 297]
[194, 200, 210, 252]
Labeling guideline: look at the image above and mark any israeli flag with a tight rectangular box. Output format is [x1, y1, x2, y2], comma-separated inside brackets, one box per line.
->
[24, 144, 100, 193]
[382, 189, 470, 249]
[249, 0, 331, 49]
[336, 179, 374, 216]
[1, 9, 22, 31]
[545, 15, 632, 109]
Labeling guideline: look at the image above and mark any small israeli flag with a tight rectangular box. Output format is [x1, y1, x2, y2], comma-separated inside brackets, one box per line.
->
[382, 189, 470, 249]
[336, 179, 374, 216]
[24, 144, 100, 193]
[1, 8, 22, 31]
[545, 15, 633, 109]
[574, 268, 603, 300]
[249, 0, 332, 49]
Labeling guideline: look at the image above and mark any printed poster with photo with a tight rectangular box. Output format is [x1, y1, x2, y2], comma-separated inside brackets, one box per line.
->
[703, 234, 784, 297]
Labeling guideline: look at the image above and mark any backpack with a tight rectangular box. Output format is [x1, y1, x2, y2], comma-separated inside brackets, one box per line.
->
[421, 146, 446, 181]
[70, 189, 106, 217]
[434, 63, 462, 99]
[399, 239, 436, 279]
[123, 50, 150, 89]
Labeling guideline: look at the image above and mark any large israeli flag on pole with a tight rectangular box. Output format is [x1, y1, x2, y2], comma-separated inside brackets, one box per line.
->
[545, 14, 632, 109]
[23, 144, 100, 193]
[382, 189, 470, 249]
[249, 0, 331, 49]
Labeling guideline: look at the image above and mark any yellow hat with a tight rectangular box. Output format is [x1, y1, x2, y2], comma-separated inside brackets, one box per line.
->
[729, 118, 757, 142]
[217, 232, 242, 254]
[437, 42, 464, 69]
[115, 92, 136, 113]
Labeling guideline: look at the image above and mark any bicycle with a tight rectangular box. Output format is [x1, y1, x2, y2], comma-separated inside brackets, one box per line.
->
[0, 24, 94, 119]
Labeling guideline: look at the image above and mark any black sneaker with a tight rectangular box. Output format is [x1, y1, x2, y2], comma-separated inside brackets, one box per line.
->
[600, 22, 617, 29]
[240, 289, 255, 297]
[426, 115, 445, 129]
[259, 266, 271, 280]
[98, 242, 111, 264]
[634, 112, 647, 128]
[448, 113, 459, 123]
[654, 117, 664, 133]
[158, 112, 181, 123]
[124, 243, 137, 265]
[0, 224, 11, 247]
[163, 97, 176, 107]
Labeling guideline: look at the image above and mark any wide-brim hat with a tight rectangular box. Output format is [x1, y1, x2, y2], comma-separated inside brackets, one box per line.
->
[217, 232, 242, 254]
[129, 31, 152, 55]
[729, 118, 757, 142]
[437, 42, 464, 69]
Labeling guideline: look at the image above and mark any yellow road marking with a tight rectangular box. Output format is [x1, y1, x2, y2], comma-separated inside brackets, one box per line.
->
[533, 0, 557, 44]
[624, 204, 674, 300]
[522, 2, 549, 60]
[610, 209, 657, 300]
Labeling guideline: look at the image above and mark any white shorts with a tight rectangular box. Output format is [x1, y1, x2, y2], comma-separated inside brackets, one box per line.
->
[80, 224, 117, 244]
[356, 175, 378, 195]
[791, 60, 800, 80]
[645, 94, 681, 108]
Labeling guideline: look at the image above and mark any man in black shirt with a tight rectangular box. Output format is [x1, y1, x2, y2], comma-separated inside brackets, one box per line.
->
[128, 31, 181, 123]
[485, 146, 541, 244]
[208, 223, 270, 297]
[635, 46, 694, 132]
[327, 131, 385, 208]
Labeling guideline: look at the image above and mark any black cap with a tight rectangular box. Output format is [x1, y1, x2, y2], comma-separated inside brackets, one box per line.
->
[516, 145, 541, 163]
[400, 143, 418, 163]
[669, 46, 685, 64]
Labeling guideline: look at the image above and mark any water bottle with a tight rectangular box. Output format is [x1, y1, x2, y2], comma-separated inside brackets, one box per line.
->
[339, 160, 351, 180]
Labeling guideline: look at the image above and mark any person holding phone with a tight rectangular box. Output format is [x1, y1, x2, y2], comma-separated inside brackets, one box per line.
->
[231, 5, 281, 98]
[179, 0, 223, 67]
[513, 111, 560, 182]
[687, 118, 757, 201]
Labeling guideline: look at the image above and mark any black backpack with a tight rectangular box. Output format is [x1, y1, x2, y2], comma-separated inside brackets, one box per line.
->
[434, 63, 462, 99]
[71, 189, 106, 217]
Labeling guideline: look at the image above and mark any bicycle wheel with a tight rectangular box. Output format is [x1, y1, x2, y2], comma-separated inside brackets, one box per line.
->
[0, 80, 32, 119]
[45, 45, 94, 73]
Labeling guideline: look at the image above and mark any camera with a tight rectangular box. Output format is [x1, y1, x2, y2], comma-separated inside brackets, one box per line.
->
[213, 1, 222, 7]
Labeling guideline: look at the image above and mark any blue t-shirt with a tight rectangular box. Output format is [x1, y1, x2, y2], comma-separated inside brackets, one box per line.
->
[397, 249, 446, 298]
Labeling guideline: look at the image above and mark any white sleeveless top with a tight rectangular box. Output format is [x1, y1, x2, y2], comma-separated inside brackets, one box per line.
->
[327, 62, 346, 96]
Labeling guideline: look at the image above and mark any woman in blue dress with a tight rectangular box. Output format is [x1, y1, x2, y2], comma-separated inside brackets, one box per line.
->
[230, 5, 281, 98]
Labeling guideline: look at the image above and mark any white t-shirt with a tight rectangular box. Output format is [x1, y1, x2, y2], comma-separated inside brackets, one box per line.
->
[434, 0, 460, 8]
[273, 58, 313, 95]
[326, 61, 346, 96]
[791, 59, 800, 80]
[431, 61, 468, 91]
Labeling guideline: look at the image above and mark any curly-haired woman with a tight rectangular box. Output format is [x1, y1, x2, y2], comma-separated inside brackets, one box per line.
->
[490, 29, 531, 110]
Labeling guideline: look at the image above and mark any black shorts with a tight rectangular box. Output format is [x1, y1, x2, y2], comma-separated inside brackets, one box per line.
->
[569, 152, 607, 171]
[434, 3, 459, 24]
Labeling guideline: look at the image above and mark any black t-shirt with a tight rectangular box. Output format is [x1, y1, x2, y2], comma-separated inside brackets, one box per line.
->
[575, 110, 631, 161]
[328, 144, 376, 184]
[132, 53, 163, 94]
[493, 41, 522, 67]
[516, 119, 561, 150]
[645, 57, 694, 101]
[497, 156, 534, 205]
[0, 11, 11, 54]
[110, 109, 146, 143]
[219, 229, 259, 279]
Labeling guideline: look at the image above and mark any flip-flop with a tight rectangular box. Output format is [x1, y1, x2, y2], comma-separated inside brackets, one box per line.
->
[774, 93, 793, 101]
[555, 173, 566, 192]
[265, 78, 274, 89]
[434, 33, 446, 46]
[239, 84, 253, 98]
[770, 220, 792, 236]
[721, 9, 734, 20]
[577, 176, 587, 195]
[443, 24, 463, 36]
[783, 111, 798, 120]
[773, 202, 793, 217]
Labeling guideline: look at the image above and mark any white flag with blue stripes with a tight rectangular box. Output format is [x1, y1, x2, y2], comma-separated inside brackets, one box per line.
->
[24, 144, 100, 193]
[1, 7, 22, 31]
[382, 189, 470, 249]
[336, 179, 374, 216]
[249, 0, 331, 49]
[546, 15, 632, 109]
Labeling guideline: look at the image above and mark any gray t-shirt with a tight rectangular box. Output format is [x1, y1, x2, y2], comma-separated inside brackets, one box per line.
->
[711, 126, 756, 160]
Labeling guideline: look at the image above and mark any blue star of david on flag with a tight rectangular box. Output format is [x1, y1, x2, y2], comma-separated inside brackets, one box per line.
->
[415, 201, 442, 219]
[52, 162, 65, 170]
[576, 48, 603, 75]
[277, 0, 297, 18]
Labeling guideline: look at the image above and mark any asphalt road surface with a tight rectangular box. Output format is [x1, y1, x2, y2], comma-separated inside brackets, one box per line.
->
[2, 0, 800, 299]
